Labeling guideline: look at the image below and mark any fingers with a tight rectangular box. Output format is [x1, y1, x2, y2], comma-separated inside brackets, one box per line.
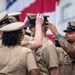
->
[36, 13, 44, 25]
[45, 22, 56, 32]
[45, 22, 53, 26]
[36, 13, 44, 19]
[36, 13, 40, 17]
[39, 14, 43, 19]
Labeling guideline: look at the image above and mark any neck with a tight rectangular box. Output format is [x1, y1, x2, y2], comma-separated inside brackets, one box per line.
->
[42, 31, 46, 38]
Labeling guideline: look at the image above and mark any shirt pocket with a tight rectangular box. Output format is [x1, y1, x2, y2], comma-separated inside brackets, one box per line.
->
[35, 51, 42, 62]
[64, 55, 72, 65]
[59, 56, 72, 75]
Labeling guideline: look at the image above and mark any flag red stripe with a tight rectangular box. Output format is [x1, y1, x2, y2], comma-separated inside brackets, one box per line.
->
[46, 34, 55, 42]
[20, 0, 58, 21]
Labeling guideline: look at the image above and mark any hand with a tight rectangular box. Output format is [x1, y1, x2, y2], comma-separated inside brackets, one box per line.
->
[36, 13, 44, 26]
[45, 22, 59, 35]
[23, 16, 29, 27]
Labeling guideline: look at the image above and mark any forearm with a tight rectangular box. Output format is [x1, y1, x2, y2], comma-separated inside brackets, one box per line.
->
[31, 24, 42, 50]
[35, 24, 42, 43]
[56, 34, 75, 58]
[50, 68, 59, 75]
[29, 69, 40, 75]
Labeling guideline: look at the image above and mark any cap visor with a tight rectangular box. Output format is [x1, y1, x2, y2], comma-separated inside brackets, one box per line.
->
[63, 29, 73, 32]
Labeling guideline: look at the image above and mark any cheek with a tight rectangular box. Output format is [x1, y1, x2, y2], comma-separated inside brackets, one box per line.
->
[68, 35, 75, 41]
[71, 35, 75, 39]
[30, 28, 35, 32]
[65, 33, 71, 37]
[65, 34, 69, 39]
[30, 29, 33, 33]
[65, 34, 71, 40]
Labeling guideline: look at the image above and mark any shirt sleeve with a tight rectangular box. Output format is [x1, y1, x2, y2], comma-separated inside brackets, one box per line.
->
[43, 44, 59, 70]
[56, 34, 75, 59]
[26, 49, 38, 72]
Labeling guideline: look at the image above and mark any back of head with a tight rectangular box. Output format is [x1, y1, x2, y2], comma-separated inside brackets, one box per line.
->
[0, 22, 24, 47]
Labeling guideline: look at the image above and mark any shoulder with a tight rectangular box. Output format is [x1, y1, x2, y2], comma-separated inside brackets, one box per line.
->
[42, 39, 57, 54]
[21, 46, 32, 53]
[44, 39, 56, 50]
[23, 35, 32, 41]
[43, 38, 55, 47]
[48, 39, 55, 47]
[13, 46, 32, 55]
[21, 40, 32, 48]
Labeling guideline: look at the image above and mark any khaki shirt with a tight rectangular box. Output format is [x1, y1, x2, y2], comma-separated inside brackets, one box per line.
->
[56, 47, 72, 75]
[21, 40, 32, 48]
[0, 36, 3, 48]
[34, 38, 59, 75]
[23, 35, 33, 41]
[0, 46, 37, 75]
[0, 39, 2, 48]
[72, 62, 75, 75]
[21, 35, 33, 48]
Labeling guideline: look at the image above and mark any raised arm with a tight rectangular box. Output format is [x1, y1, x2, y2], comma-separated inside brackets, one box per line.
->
[45, 22, 75, 58]
[23, 13, 44, 50]
[30, 13, 44, 50]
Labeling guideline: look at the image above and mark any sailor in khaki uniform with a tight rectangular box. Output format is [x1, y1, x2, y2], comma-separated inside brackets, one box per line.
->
[53, 36, 72, 75]
[56, 47, 72, 75]
[27, 13, 59, 75]
[46, 21, 75, 75]
[0, 22, 39, 75]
